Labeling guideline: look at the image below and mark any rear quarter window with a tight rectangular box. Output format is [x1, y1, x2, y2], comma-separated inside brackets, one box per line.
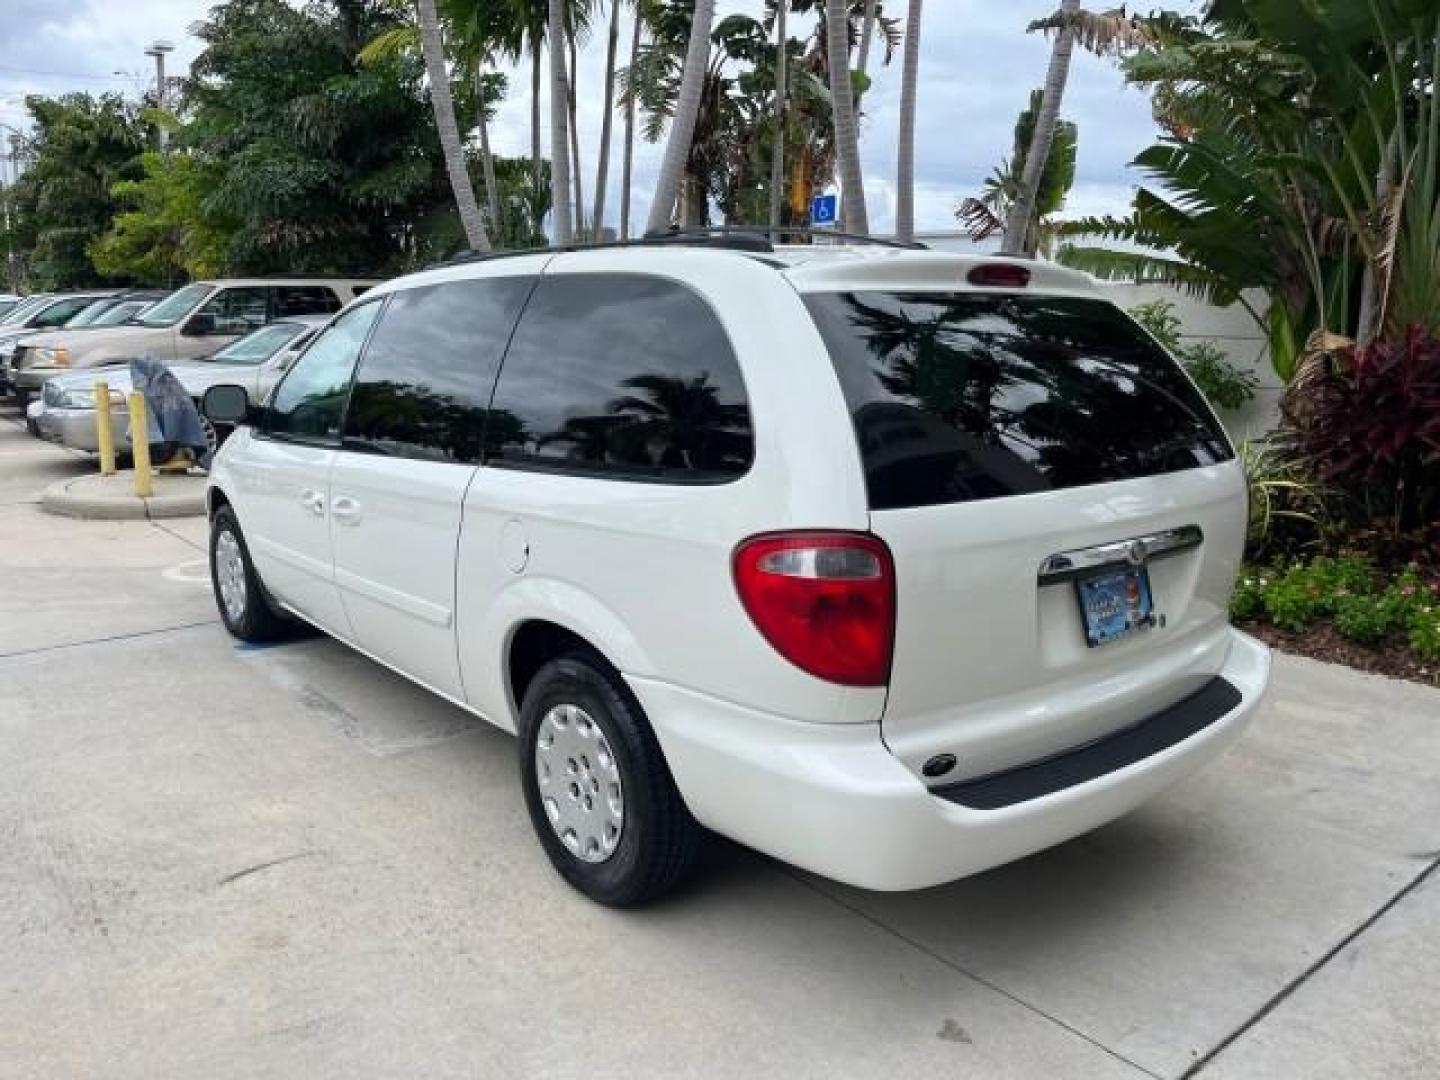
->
[486, 273, 753, 483]
[803, 291, 1233, 510]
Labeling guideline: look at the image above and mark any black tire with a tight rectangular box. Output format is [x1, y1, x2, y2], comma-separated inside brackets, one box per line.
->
[518, 652, 704, 906]
[209, 505, 290, 642]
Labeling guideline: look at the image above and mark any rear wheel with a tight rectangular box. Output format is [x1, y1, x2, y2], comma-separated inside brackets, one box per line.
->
[209, 505, 288, 641]
[518, 653, 704, 905]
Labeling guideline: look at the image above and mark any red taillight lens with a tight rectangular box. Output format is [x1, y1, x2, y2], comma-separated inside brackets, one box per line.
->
[733, 532, 896, 687]
[967, 262, 1031, 288]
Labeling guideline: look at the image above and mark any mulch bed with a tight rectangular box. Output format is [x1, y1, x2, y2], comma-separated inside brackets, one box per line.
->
[1239, 619, 1440, 689]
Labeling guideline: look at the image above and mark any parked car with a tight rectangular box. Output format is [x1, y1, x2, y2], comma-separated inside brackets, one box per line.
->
[0, 291, 117, 398]
[0, 294, 22, 321]
[31, 315, 328, 455]
[200, 239, 1271, 906]
[59, 289, 170, 330]
[9, 278, 375, 408]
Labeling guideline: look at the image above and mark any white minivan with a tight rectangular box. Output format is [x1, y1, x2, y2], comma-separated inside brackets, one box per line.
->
[202, 237, 1271, 906]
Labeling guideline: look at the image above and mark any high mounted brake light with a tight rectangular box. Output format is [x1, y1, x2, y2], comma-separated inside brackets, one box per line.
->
[967, 263, 1031, 288]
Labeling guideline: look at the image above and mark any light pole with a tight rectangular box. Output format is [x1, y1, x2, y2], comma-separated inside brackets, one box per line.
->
[144, 39, 175, 151]
[0, 127, 22, 293]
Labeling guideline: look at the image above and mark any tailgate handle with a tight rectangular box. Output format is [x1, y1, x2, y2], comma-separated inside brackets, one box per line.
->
[1038, 525, 1203, 586]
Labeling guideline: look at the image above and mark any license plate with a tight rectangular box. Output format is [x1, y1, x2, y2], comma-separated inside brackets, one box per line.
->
[1076, 566, 1154, 647]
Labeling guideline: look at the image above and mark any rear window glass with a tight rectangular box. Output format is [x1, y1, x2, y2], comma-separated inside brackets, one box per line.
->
[804, 291, 1233, 511]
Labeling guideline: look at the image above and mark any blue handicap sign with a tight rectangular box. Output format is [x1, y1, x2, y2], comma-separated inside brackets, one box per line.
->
[811, 193, 839, 226]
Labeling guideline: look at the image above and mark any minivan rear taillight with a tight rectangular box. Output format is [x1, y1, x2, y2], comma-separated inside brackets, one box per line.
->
[733, 532, 895, 687]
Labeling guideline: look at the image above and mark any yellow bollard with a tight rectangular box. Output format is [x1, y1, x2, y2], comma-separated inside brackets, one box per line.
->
[94, 381, 117, 477]
[127, 392, 153, 498]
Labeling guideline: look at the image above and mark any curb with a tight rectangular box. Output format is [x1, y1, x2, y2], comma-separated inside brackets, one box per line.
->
[41, 473, 208, 521]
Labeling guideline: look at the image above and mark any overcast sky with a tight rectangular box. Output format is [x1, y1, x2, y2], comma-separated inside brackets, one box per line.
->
[0, 0, 1198, 236]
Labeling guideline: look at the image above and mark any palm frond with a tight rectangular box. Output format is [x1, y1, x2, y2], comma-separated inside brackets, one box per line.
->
[1055, 244, 1239, 305]
[1028, 7, 1159, 56]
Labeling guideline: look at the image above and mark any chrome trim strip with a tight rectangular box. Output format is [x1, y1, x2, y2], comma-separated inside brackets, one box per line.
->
[1038, 525, 1204, 586]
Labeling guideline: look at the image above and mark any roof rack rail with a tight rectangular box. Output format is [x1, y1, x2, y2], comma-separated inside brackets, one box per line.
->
[440, 228, 777, 268]
[434, 223, 930, 270]
[683, 225, 929, 251]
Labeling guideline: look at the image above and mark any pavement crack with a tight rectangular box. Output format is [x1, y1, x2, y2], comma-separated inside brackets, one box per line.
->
[0, 620, 216, 661]
[151, 519, 206, 553]
[779, 867, 1164, 1079]
[217, 851, 317, 889]
[1181, 852, 1440, 1078]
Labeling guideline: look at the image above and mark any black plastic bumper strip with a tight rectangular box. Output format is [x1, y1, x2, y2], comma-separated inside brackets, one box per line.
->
[931, 676, 1242, 811]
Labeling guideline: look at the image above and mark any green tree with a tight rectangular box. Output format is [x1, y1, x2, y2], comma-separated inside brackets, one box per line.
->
[957, 88, 1077, 256]
[185, 0, 468, 273]
[89, 151, 231, 285]
[1057, 1, 1440, 377]
[7, 93, 144, 288]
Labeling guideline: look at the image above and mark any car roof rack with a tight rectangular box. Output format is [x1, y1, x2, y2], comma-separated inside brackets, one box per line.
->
[441, 228, 776, 267]
[747, 226, 928, 251]
[437, 224, 927, 269]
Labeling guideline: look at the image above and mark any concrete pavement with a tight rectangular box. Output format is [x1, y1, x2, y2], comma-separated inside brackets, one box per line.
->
[2, 402, 1437, 1079]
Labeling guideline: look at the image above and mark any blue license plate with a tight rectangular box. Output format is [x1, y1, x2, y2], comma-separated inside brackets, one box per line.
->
[1076, 567, 1154, 647]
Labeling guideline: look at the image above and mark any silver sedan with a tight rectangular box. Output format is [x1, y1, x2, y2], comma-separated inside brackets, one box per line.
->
[30, 316, 326, 454]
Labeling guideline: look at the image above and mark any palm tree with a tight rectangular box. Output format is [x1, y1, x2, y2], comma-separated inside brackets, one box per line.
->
[548, 0, 574, 243]
[856, 0, 879, 74]
[768, 0, 789, 237]
[826, 0, 868, 233]
[416, 0, 490, 251]
[645, 0, 716, 233]
[1001, 0, 1078, 254]
[619, 1, 645, 238]
[475, 63, 502, 224]
[567, 22, 586, 233]
[592, 0, 624, 238]
[999, 2, 1150, 254]
[958, 88, 1077, 254]
[895, 0, 921, 243]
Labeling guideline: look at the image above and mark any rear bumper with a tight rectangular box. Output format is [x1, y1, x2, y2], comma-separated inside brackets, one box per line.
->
[630, 628, 1270, 891]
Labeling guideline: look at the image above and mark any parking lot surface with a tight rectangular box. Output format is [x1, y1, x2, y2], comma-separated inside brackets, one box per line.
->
[3, 404, 1438, 1079]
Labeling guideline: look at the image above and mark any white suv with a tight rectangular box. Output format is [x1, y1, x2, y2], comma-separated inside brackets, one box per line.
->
[201, 238, 1271, 906]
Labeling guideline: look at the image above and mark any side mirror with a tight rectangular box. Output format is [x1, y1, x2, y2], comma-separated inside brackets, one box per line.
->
[184, 312, 217, 336]
[201, 384, 252, 426]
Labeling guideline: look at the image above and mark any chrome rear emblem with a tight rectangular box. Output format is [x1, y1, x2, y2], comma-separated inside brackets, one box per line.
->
[1126, 541, 1147, 566]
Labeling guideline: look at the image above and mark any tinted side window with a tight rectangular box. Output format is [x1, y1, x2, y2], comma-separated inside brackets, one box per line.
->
[272, 285, 341, 318]
[343, 277, 534, 464]
[195, 287, 270, 334]
[266, 302, 382, 441]
[804, 291, 1233, 510]
[35, 297, 95, 327]
[487, 274, 752, 482]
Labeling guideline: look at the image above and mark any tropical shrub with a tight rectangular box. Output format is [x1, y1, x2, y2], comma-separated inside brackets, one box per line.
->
[1058, 5, 1440, 382]
[1259, 563, 1332, 632]
[1237, 438, 1327, 559]
[1233, 554, 1440, 671]
[1129, 299, 1258, 410]
[1333, 592, 1402, 646]
[1290, 326, 1440, 533]
[1410, 607, 1440, 663]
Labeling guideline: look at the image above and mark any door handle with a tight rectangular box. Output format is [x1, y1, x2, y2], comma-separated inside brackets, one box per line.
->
[298, 488, 326, 516]
[331, 496, 363, 526]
